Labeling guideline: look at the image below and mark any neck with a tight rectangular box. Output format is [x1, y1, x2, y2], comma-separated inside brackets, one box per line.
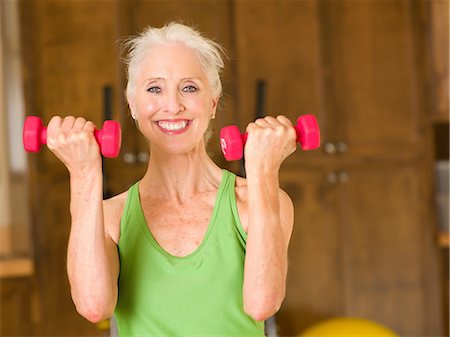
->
[140, 146, 223, 203]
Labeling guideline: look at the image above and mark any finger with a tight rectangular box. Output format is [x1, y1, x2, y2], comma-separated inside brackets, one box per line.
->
[46, 117, 65, 150]
[276, 115, 293, 127]
[246, 121, 260, 133]
[83, 121, 96, 133]
[61, 116, 76, 133]
[73, 117, 87, 131]
[263, 116, 278, 126]
[254, 118, 271, 128]
[47, 116, 63, 132]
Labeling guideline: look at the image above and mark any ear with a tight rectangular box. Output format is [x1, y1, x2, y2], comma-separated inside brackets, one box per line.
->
[210, 97, 219, 120]
[127, 93, 137, 119]
[211, 96, 219, 113]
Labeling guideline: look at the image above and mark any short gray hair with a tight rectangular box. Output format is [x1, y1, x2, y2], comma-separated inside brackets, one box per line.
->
[123, 22, 226, 103]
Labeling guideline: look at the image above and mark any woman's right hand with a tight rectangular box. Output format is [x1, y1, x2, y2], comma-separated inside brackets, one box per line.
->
[46, 116, 102, 175]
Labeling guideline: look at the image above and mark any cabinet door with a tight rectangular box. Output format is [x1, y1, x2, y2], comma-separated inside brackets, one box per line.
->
[429, 0, 449, 123]
[0, 277, 34, 336]
[233, 1, 323, 133]
[319, 1, 423, 159]
[278, 168, 343, 335]
[341, 163, 439, 335]
[21, 0, 120, 175]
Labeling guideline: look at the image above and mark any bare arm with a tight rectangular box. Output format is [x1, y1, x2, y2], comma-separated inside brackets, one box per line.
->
[67, 173, 119, 323]
[241, 116, 296, 321]
[47, 116, 119, 323]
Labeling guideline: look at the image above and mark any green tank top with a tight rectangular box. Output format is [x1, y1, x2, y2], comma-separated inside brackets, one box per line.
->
[114, 170, 265, 336]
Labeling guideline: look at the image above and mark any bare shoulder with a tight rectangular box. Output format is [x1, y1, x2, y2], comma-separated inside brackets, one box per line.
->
[103, 190, 129, 244]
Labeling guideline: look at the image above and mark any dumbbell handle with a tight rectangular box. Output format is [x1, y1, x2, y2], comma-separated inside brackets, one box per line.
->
[38, 127, 106, 148]
[237, 118, 319, 149]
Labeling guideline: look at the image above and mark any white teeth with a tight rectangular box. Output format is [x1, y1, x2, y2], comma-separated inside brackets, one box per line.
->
[157, 121, 188, 131]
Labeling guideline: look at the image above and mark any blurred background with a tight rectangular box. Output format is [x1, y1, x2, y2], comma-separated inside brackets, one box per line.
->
[0, 0, 448, 336]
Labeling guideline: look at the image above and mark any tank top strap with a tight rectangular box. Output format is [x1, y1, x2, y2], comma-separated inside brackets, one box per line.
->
[119, 182, 140, 240]
[217, 170, 248, 245]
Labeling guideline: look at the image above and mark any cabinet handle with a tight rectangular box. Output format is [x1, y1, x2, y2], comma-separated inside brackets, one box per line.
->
[326, 171, 349, 184]
[138, 151, 149, 163]
[324, 142, 337, 154]
[326, 171, 338, 184]
[123, 152, 137, 164]
[336, 142, 348, 154]
[338, 171, 349, 183]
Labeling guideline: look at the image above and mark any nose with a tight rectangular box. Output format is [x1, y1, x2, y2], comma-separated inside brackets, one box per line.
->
[163, 89, 185, 114]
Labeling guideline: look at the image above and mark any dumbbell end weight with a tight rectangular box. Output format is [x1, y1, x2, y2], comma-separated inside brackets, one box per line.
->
[23, 116, 47, 152]
[295, 114, 320, 150]
[220, 125, 244, 161]
[98, 120, 122, 158]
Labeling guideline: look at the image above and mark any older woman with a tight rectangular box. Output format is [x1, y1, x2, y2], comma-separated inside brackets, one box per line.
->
[47, 22, 295, 336]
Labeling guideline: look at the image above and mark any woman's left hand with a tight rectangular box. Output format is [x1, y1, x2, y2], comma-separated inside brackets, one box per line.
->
[244, 115, 297, 174]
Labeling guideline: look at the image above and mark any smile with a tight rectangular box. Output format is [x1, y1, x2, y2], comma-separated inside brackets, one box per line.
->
[156, 119, 192, 134]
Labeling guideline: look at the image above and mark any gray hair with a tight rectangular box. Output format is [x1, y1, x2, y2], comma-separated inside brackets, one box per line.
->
[123, 22, 226, 103]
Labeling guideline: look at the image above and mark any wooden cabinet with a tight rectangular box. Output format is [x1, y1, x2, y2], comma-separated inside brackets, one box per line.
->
[337, 164, 429, 334]
[427, 1, 449, 334]
[233, 1, 425, 160]
[20, 1, 117, 335]
[0, 277, 35, 336]
[234, 0, 443, 335]
[279, 168, 343, 332]
[280, 161, 439, 335]
[428, 0, 449, 123]
[17, 0, 444, 336]
[233, 0, 322, 126]
[318, 0, 425, 160]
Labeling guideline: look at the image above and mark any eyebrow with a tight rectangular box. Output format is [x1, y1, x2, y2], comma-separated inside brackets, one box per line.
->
[144, 77, 202, 82]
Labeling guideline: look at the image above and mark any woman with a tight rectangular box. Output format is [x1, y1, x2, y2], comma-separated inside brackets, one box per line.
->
[46, 22, 296, 336]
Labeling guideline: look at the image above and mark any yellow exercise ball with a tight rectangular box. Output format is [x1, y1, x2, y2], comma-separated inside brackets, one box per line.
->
[299, 317, 399, 337]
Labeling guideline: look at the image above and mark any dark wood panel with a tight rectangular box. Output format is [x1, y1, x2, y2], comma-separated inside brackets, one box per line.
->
[278, 168, 343, 335]
[0, 277, 34, 336]
[233, 0, 323, 133]
[319, 0, 423, 158]
[341, 163, 428, 335]
[17, 0, 445, 336]
[20, 0, 117, 335]
[428, 0, 449, 122]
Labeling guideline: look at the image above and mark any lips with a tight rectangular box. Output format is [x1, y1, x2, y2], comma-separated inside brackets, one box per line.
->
[155, 119, 192, 134]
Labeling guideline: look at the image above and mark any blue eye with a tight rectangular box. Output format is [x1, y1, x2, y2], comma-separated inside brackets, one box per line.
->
[147, 86, 161, 93]
[183, 85, 197, 93]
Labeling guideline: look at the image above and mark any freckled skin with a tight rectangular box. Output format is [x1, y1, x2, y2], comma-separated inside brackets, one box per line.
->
[141, 190, 216, 256]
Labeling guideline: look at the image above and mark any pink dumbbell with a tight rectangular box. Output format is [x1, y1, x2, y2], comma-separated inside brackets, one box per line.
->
[220, 114, 320, 161]
[23, 116, 122, 158]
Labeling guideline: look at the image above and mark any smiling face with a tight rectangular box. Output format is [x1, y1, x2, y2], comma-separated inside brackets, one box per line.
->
[128, 42, 218, 156]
